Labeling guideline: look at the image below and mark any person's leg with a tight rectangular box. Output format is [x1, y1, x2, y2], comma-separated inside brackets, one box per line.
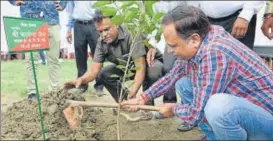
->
[175, 76, 201, 132]
[86, 22, 103, 94]
[39, 50, 46, 65]
[205, 94, 273, 140]
[97, 63, 128, 103]
[175, 76, 193, 105]
[143, 59, 164, 105]
[46, 25, 61, 91]
[74, 23, 89, 92]
[25, 52, 39, 100]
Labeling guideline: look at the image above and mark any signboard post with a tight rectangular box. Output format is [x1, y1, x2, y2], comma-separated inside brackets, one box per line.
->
[3, 16, 48, 140]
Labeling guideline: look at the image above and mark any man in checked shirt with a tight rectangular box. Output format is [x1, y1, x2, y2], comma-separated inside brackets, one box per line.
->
[122, 5, 273, 140]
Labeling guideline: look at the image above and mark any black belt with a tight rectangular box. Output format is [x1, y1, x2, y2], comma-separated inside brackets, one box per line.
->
[208, 9, 242, 22]
[75, 20, 94, 25]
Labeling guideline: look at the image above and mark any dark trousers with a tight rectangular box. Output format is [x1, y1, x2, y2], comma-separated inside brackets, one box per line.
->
[74, 21, 102, 90]
[208, 10, 257, 49]
[97, 60, 164, 104]
[162, 45, 177, 103]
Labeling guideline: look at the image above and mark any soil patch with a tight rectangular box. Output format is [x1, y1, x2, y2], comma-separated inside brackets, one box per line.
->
[1, 89, 203, 140]
[1, 89, 103, 140]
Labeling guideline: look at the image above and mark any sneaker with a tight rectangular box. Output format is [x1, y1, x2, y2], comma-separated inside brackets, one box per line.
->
[28, 93, 37, 101]
[152, 111, 166, 119]
[199, 135, 207, 141]
[177, 122, 195, 132]
[95, 89, 106, 97]
[78, 85, 88, 94]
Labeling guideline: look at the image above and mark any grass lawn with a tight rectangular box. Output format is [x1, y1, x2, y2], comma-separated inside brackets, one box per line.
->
[1, 59, 90, 100]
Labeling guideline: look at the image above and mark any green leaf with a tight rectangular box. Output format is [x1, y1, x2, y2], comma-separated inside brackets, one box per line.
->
[144, 1, 155, 18]
[99, 6, 117, 17]
[155, 27, 163, 41]
[93, 1, 112, 8]
[116, 65, 126, 70]
[133, 58, 140, 63]
[121, 1, 139, 10]
[153, 12, 165, 23]
[111, 15, 123, 26]
[124, 8, 139, 23]
[131, 66, 141, 71]
[110, 74, 120, 78]
[117, 58, 127, 64]
[126, 72, 135, 78]
[142, 40, 153, 49]
[125, 80, 134, 88]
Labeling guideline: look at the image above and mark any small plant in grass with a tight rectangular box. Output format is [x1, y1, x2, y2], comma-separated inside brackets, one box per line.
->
[94, 1, 164, 140]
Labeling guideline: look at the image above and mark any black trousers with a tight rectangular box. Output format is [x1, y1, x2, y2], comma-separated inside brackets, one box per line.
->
[97, 60, 164, 104]
[74, 21, 102, 90]
[208, 10, 257, 49]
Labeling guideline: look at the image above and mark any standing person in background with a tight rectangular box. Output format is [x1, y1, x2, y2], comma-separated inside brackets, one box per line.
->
[38, 11, 46, 65]
[39, 50, 46, 65]
[9, 0, 67, 100]
[262, 0, 273, 40]
[57, 1, 103, 95]
[188, 1, 264, 49]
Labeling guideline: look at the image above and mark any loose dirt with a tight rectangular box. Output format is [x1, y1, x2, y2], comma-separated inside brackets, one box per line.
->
[1, 89, 203, 140]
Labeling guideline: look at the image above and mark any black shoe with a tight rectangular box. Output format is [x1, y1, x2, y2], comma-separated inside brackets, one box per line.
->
[78, 85, 88, 94]
[95, 89, 106, 97]
[28, 93, 37, 101]
[177, 122, 195, 132]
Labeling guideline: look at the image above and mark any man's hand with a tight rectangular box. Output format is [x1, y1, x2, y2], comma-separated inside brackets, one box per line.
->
[66, 32, 72, 44]
[146, 48, 156, 67]
[231, 17, 249, 39]
[127, 92, 136, 99]
[55, 1, 64, 11]
[158, 103, 175, 118]
[121, 96, 145, 112]
[64, 78, 83, 88]
[261, 16, 273, 40]
[15, 0, 25, 6]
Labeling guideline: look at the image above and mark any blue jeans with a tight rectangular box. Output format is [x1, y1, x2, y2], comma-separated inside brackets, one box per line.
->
[39, 50, 46, 64]
[175, 77, 273, 140]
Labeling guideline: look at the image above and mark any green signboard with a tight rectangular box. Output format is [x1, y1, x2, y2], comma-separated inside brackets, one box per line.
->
[3, 16, 49, 53]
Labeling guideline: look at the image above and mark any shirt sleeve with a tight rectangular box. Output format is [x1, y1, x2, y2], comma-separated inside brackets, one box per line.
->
[265, 1, 273, 14]
[239, 1, 265, 22]
[141, 59, 186, 102]
[66, 1, 75, 33]
[173, 49, 237, 125]
[8, 0, 16, 5]
[60, 0, 67, 10]
[93, 42, 106, 63]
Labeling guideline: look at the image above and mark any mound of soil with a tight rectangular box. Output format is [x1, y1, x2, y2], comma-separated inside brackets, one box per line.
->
[1, 89, 103, 140]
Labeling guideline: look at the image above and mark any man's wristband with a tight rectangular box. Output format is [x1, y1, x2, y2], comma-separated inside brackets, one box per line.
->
[264, 13, 273, 19]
